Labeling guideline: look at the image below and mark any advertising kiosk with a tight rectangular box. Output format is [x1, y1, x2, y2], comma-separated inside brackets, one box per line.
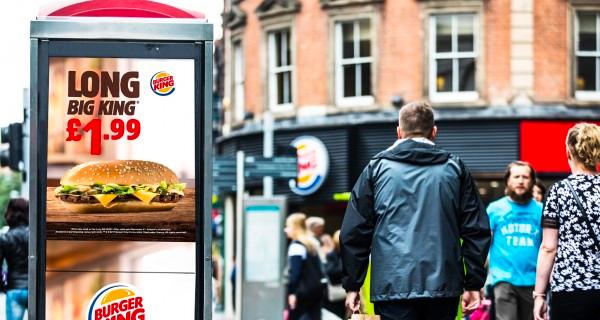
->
[29, 2, 213, 319]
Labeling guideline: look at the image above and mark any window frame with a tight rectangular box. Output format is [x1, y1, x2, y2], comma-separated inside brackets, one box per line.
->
[233, 40, 245, 122]
[574, 11, 600, 101]
[335, 19, 375, 107]
[267, 28, 294, 112]
[428, 13, 479, 103]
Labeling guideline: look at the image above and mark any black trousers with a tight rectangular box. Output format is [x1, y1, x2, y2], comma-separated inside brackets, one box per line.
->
[289, 299, 322, 320]
[374, 297, 459, 320]
[550, 290, 600, 320]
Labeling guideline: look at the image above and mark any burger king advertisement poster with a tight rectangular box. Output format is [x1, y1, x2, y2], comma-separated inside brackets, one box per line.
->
[47, 57, 197, 242]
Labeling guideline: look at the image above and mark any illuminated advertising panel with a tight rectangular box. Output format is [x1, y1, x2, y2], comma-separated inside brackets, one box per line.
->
[44, 57, 198, 319]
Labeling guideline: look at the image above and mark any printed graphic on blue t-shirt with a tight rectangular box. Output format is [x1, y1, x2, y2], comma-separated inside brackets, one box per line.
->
[487, 197, 542, 287]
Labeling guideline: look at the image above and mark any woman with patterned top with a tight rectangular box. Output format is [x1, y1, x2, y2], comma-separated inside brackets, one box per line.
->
[533, 123, 600, 320]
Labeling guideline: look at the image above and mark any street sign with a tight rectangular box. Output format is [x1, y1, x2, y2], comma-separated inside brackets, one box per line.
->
[212, 156, 298, 194]
[244, 156, 297, 178]
[214, 157, 236, 172]
[213, 157, 236, 193]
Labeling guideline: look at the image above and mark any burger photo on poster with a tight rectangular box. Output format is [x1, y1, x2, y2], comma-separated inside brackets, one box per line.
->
[54, 160, 185, 213]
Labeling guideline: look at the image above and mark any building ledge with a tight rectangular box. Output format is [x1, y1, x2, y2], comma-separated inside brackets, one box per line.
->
[321, 0, 384, 9]
[216, 104, 600, 143]
[256, 0, 301, 20]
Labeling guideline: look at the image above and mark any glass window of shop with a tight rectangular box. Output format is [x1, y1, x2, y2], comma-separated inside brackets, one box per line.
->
[268, 29, 294, 112]
[335, 19, 374, 107]
[429, 13, 478, 103]
[575, 12, 600, 100]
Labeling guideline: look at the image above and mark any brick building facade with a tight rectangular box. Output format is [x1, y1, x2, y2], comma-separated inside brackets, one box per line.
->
[222, 0, 600, 122]
[218, 0, 600, 203]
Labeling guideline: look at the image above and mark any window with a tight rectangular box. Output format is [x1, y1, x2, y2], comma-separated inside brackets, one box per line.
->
[233, 41, 245, 122]
[575, 12, 600, 100]
[429, 14, 478, 103]
[335, 19, 374, 106]
[268, 29, 293, 111]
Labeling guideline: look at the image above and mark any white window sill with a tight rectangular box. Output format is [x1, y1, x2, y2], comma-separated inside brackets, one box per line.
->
[336, 96, 375, 108]
[575, 91, 600, 101]
[269, 103, 294, 114]
[429, 91, 479, 103]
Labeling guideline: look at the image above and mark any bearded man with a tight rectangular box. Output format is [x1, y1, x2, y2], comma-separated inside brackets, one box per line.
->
[487, 161, 543, 320]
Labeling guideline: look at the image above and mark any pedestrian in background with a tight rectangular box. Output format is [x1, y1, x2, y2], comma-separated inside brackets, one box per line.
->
[534, 123, 600, 320]
[486, 161, 542, 320]
[306, 217, 326, 243]
[323, 230, 345, 319]
[532, 182, 546, 203]
[0, 198, 29, 320]
[285, 213, 327, 320]
[340, 101, 491, 320]
[306, 217, 327, 262]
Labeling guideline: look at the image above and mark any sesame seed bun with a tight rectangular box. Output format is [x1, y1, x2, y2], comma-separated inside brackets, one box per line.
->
[60, 160, 179, 186]
[59, 201, 176, 214]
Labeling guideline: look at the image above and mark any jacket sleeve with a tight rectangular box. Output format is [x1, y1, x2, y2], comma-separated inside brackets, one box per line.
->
[458, 161, 491, 291]
[340, 163, 376, 292]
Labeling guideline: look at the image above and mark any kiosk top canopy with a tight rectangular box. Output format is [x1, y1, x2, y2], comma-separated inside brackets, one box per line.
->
[41, 0, 205, 19]
[33, 0, 212, 41]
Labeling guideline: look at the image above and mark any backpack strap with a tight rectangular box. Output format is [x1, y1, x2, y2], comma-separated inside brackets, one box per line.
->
[564, 180, 600, 252]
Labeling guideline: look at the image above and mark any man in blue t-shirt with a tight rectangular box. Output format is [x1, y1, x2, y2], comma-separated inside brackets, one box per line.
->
[487, 161, 542, 320]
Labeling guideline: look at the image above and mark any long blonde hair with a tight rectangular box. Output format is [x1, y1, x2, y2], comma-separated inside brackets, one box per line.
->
[287, 213, 318, 255]
[333, 230, 340, 252]
[566, 123, 600, 170]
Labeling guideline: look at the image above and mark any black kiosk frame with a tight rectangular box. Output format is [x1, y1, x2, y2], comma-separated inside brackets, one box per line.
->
[29, 18, 213, 319]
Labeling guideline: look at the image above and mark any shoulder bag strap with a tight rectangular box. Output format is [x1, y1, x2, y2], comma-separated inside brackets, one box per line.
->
[565, 180, 600, 252]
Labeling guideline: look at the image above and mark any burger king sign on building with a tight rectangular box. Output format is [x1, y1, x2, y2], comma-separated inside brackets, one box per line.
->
[289, 136, 329, 196]
[87, 283, 146, 320]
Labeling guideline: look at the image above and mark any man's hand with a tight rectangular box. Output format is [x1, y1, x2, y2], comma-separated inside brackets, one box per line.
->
[533, 296, 548, 320]
[288, 294, 297, 310]
[345, 291, 361, 313]
[462, 290, 481, 315]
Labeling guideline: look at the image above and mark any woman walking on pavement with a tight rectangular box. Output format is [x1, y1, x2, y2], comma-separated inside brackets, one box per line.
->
[0, 198, 29, 320]
[285, 213, 326, 320]
[323, 230, 345, 319]
[534, 123, 600, 320]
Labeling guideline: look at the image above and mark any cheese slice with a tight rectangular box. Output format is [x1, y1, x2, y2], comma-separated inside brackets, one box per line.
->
[133, 191, 159, 205]
[92, 194, 118, 208]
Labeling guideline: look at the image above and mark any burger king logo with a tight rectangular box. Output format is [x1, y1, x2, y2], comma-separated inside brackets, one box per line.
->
[150, 71, 175, 96]
[289, 136, 329, 196]
[87, 283, 146, 320]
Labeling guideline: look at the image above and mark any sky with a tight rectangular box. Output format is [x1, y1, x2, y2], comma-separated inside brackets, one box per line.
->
[0, 0, 223, 128]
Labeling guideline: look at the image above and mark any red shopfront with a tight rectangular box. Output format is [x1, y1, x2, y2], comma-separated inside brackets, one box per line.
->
[520, 120, 600, 175]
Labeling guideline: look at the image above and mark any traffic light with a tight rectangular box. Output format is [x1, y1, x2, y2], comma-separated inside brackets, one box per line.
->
[0, 123, 23, 171]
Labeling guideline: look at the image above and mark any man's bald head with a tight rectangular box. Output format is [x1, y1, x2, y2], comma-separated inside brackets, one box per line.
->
[398, 101, 435, 139]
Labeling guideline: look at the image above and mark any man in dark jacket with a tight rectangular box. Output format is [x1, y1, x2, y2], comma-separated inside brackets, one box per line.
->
[340, 101, 491, 320]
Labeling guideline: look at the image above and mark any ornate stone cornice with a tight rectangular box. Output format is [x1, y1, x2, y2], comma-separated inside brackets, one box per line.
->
[320, 0, 384, 9]
[223, 4, 247, 30]
[256, 0, 301, 20]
